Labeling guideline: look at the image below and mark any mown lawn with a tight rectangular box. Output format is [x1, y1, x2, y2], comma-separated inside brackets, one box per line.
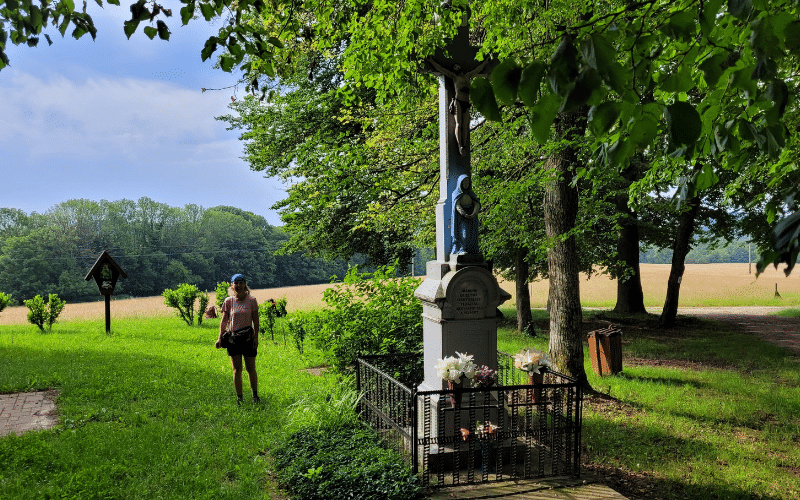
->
[497, 308, 800, 499]
[2, 307, 799, 499]
[0, 316, 332, 499]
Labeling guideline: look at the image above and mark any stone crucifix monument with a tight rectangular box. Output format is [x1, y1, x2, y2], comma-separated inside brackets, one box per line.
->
[415, 6, 511, 394]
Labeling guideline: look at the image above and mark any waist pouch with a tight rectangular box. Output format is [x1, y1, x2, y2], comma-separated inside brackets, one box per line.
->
[221, 326, 254, 348]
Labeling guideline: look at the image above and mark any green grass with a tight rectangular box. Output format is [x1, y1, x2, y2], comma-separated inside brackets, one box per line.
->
[775, 307, 800, 318]
[0, 316, 335, 499]
[496, 306, 800, 499]
[579, 293, 800, 309]
[3, 306, 800, 499]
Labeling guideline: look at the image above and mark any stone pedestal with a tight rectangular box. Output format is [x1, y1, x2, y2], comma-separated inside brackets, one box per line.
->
[415, 258, 511, 393]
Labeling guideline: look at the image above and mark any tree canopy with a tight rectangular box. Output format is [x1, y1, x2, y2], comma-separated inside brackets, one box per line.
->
[4, 0, 798, 271]
[0, 198, 348, 301]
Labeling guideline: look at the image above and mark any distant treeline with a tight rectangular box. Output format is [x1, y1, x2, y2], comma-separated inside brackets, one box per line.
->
[641, 240, 755, 265]
[0, 199, 350, 302]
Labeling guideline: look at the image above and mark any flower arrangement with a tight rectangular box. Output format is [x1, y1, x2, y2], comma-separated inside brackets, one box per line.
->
[513, 347, 553, 375]
[475, 421, 499, 438]
[435, 352, 478, 383]
[473, 365, 497, 388]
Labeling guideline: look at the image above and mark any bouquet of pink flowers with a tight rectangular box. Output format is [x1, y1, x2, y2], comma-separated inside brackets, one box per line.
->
[473, 365, 497, 388]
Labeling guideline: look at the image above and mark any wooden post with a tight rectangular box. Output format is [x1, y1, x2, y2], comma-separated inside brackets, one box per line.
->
[105, 295, 112, 334]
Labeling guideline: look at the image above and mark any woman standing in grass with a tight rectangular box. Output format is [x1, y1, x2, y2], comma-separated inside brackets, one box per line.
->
[215, 274, 261, 405]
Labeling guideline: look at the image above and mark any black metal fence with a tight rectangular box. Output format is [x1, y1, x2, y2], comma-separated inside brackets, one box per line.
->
[356, 352, 582, 487]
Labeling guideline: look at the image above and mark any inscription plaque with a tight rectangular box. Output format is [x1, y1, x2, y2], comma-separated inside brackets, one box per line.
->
[453, 279, 486, 319]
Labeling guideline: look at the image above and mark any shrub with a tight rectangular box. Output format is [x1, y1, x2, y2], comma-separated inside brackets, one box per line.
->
[215, 281, 229, 310]
[306, 263, 422, 372]
[197, 291, 209, 326]
[259, 300, 279, 342]
[162, 284, 208, 326]
[285, 314, 307, 354]
[23, 293, 66, 332]
[0, 292, 10, 314]
[275, 295, 288, 317]
[273, 425, 422, 500]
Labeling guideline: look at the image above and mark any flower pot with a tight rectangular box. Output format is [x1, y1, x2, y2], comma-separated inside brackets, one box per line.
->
[447, 379, 463, 408]
[527, 372, 544, 404]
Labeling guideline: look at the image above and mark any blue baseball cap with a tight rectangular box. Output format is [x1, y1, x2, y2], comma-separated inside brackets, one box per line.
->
[231, 274, 246, 283]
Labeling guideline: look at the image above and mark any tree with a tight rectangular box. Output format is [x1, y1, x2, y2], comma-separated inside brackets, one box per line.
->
[217, 52, 427, 269]
[0, 198, 348, 300]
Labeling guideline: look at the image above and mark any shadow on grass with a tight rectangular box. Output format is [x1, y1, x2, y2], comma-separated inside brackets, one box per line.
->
[615, 372, 709, 389]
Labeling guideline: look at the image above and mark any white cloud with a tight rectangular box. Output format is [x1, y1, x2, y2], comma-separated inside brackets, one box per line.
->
[0, 8, 284, 225]
[0, 70, 229, 161]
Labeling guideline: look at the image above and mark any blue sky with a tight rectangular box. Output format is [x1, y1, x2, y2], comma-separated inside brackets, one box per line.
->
[0, 2, 284, 225]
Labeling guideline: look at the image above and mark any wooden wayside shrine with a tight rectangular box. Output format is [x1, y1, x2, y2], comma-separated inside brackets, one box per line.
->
[84, 251, 127, 334]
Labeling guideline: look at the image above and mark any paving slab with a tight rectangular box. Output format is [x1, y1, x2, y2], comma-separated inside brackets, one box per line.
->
[0, 390, 59, 437]
[426, 476, 627, 499]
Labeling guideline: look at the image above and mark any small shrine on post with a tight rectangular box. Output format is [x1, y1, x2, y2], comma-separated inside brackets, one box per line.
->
[85, 250, 127, 334]
[414, 6, 511, 394]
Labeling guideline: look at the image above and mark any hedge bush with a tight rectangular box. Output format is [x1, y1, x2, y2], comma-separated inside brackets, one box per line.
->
[305, 263, 422, 372]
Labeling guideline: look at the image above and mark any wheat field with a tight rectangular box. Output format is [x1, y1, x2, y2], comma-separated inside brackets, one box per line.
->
[0, 263, 797, 325]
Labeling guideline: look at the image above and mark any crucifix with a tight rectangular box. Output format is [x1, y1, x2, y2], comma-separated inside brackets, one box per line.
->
[422, 7, 496, 263]
[415, 5, 510, 394]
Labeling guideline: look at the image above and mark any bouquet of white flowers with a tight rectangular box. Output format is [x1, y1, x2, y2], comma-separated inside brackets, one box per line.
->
[513, 348, 553, 375]
[435, 352, 478, 382]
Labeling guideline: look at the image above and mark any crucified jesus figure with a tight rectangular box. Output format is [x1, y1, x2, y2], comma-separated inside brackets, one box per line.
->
[426, 56, 491, 156]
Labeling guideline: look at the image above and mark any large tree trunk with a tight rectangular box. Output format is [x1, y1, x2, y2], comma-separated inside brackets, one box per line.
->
[514, 248, 534, 335]
[660, 194, 701, 327]
[544, 109, 590, 391]
[613, 178, 646, 314]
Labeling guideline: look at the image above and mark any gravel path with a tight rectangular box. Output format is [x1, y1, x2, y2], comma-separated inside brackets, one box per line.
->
[668, 306, 800, 355]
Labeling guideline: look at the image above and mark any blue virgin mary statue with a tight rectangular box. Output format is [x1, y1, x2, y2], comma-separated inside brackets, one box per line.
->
[450, 174, 481, 256]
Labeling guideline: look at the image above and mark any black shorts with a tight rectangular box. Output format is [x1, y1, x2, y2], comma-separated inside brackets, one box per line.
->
[227, 343, 257, 358]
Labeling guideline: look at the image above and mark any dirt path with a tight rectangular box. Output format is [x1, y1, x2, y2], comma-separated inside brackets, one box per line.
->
[672, 306, 800, 355]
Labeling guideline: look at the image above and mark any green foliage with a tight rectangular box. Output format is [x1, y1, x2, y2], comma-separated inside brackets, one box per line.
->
[217, 56, 421, 269]
[4, 0, 800, 273]
[275, 296, 288, 317]
[215, 281, 229, 310]
[0, 0, 99, 71]
[285, 314, 308, 355]
[305, 263, 422, 372]
[162, 284, 206, 326]
[197, 290, 209, 326]
[0, 199, 348, 302]
[23, 293, 65, 331]
[0, 292, 10, 313]
[259, 299, 278, 342]
[273, 425, 422, 500]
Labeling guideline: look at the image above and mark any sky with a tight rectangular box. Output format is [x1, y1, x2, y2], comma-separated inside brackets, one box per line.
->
[0, 2, 285, 225]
